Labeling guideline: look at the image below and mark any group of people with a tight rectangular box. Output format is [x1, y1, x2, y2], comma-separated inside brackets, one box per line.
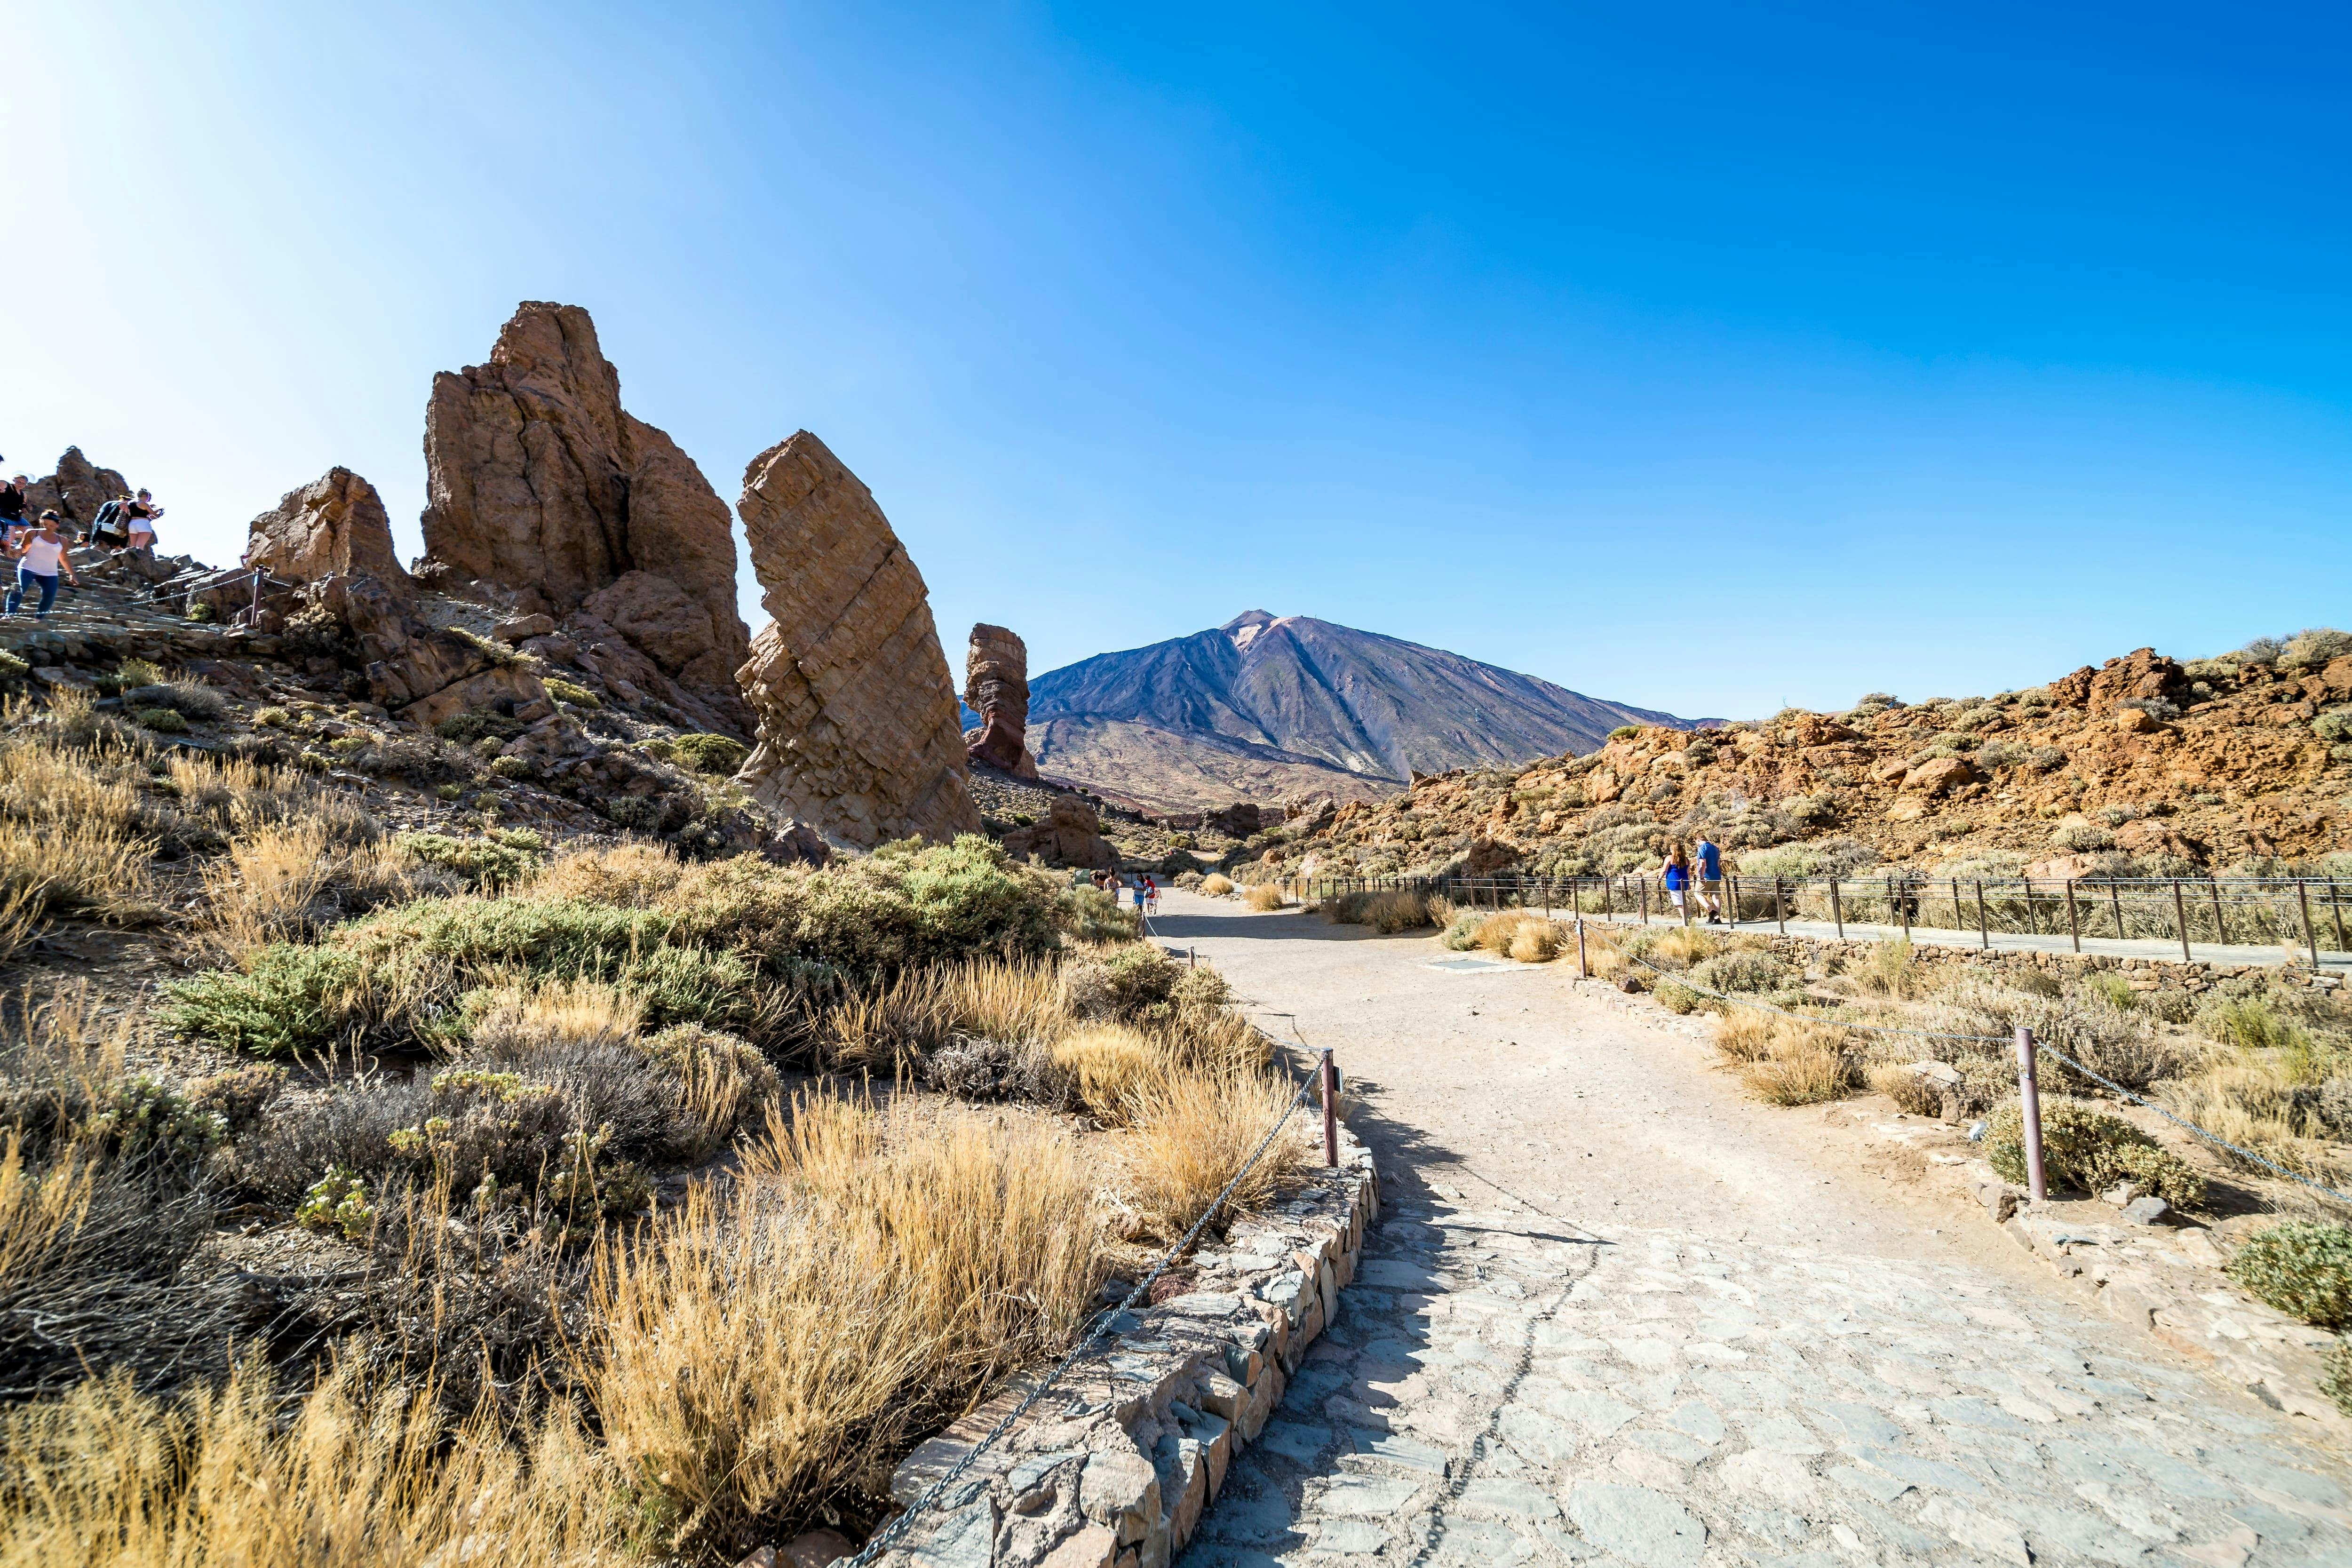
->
[0, 466, 164, 621]
[1086, 867, 1160, 915]
[1658, 833, 1727, 923]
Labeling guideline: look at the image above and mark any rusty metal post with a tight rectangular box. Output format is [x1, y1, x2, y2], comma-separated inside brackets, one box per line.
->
[2016, 1026, 2047, 1202]
[2173, 878, 2192, 963]
[2301, 881, 2321, 969]
[1640, 878, 1649, 925]
[1773, 876, 1786, 934]
[2333, 878, 2347, 955]
[1576, 917, 1589, 978]
[1897, 876, 1910, 939]
[1320, 1050, 1339, 1168]
[2023, 878, 2038, 936]
[1830, 877, 1844, 939]
[2066, 879, 2081, 952]
[1975, 881, 1990, 950]
[2109, 881, 2124, 940]
[2208, 877, 2225, 946]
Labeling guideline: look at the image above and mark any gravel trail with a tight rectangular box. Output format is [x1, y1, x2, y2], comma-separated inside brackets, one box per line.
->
[1150, 891, 2352, 1568]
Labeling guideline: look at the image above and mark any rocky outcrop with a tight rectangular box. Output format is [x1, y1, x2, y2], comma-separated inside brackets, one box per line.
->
[732, 432, 980, 849]
[964, 623, 1038, 778]
[243, 469, 413, 592]
[418, 302, 751, 734]
[311, 573, 547, 730]
[24, 447, 129, 528]
[1001, 794, 1117, 869]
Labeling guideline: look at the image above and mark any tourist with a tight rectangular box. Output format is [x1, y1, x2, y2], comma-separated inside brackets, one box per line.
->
[5, 511, 79, 619]
[125, 489, 163, 554]
[88, 493, 131, 551]
[1143, 875, 1160, 915]
[1661, 842, 1692, 922]
[0, 476, 27, 546]
[1694, 833, 1725, 923]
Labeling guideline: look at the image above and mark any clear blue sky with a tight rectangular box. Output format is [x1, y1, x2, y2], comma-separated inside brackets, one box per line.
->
[4, 1, 2346, 719]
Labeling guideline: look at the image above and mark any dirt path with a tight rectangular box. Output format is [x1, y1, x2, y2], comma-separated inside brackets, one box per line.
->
[1152, 891, 2352, 1568]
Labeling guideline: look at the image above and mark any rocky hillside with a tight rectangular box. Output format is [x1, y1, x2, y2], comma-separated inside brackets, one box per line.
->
[1249, 638, 2352, 882]
[1027, 611, 1700, 811]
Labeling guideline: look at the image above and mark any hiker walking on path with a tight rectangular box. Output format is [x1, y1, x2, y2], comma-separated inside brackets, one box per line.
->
[1694, 832, 1724, 923]
[1661, 841, 1692, 920]
[5, 511, 79, 619]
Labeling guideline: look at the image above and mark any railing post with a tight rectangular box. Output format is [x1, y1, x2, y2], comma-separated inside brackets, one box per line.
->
[2109, 882, 2124, 941]
[2301, 881, 2322, 970]
[1830, 877, 1843, 939]
[1975, 880, 1990, 950]
[2066, 879, 2081, 952]
[2173, 878, 2192, 963]
[1320, 1049, 1338, 1168]
[2208, 877, 2224, 946]
[1640, 878, 1650, 924]
[2016, 1026, 2047, 1202]
[1952, 877, 1963, 935]
[2023, 878, 2037, 936]
[1773, 876, 1786, 934]
[1576, 917, 1589, 979]
[2333, 877, 2347, 955]
[1898, 877, 1910, 940]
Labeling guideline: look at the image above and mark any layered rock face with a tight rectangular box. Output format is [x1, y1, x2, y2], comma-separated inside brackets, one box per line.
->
[24, 447, 130, 528]
[732, 431, 980, 848]
[418, 302, 751, 735]
[244, 469, 413, 591]
[964, 623, 1038, 778]
[1000, 794, 1117, 869]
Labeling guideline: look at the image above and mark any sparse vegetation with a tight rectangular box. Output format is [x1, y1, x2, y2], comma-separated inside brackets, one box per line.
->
[2224, 1222, 2352, 1328]
[1986, 1097, 2206, 1208]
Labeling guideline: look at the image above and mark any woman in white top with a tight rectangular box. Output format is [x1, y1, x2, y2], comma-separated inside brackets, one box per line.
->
[7, 511, 79, 619]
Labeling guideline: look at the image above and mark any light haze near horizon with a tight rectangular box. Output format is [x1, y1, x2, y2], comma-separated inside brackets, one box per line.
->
[3, 1, 2346, 721]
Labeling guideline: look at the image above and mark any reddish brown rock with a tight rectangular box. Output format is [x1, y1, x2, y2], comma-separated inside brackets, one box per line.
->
[418, 302, 751, 733]
[1001, 794, 1116, 869]
[23, 447, 130, 529]
[732, 431, 981, 849]
[964, 623, 1038, 779]
[312, 572, 546, 728]
[2088, 649, 2186, 712]
[243, 468, 413, 593]
[1901, 756, 1976, 796]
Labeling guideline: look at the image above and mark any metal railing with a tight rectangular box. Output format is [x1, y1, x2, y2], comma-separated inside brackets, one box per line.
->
[1303, 871, 2352, 966]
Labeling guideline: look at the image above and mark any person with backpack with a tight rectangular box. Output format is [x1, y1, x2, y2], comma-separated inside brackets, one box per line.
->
[1694, 834, 1725, 923]
[88, 493, 131, 551]
[6, 511, 80, 619]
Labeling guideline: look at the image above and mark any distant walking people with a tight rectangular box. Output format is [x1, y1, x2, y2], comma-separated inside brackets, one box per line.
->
[1661, 843, 1692, 922]
[1143, 876, 1160, 915]
[6, 512, 79, 619]
[1694, 834, 1725, 923]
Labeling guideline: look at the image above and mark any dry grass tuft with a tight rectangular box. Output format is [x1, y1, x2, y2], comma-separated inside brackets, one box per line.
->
[196, 821, 422, 956]
[1199, 874, 1235, 897]
[1050, 1022, 1159, 1123]
[1713, 1014, 1862, 1104]
[0, 744, 158, 927]
[1243, 883, 1287, 912]
[1124, 1062, 1311, 1243]
[2163, 1063, 2352, 1187]
[1867, 1062, 1948, 1116]
[589, 1093, 1101, 1558]
[1470, 911, 1561, 963]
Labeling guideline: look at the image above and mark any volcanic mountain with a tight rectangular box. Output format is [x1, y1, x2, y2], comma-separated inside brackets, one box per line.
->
[1025, 611, 1701, 812]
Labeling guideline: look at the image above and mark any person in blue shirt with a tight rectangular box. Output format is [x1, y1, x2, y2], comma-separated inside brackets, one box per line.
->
[1661, 843, 1692, 922]
[1694, 835, 1725, 924]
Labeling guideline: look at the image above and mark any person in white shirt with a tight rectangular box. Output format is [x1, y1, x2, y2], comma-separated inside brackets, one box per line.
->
[6, 511, 79, 619]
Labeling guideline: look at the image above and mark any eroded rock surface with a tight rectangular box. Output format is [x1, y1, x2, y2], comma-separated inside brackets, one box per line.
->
[732, 431, 980, 849]
[1001, 793, 1116, 869]
[965, 622, 1038, 778]
[24, 447, 129, 529]
[244, 468, 413, 592]
[418, 301, 750, 733]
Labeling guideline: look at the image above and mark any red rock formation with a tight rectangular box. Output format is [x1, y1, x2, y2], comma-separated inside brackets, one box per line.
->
[244, 469, 413, 593]
[964, 623, 1038, 778]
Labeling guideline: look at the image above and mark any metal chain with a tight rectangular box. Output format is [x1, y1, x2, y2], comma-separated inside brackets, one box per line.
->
[839, 1068, 1318, 1568]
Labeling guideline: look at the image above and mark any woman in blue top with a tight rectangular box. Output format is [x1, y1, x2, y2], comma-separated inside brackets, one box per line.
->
[1661, 843, 1692, 921]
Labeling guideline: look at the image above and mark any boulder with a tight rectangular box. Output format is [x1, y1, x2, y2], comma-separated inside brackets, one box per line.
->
[312, 572, 547, 728]
[731, 431, 981, 849]
[1002, 793, 1117, 869]
[964, 622, 1038, 778]
[1901, 757, 1976, 796]
[23, 446, 130, 529]
[1460, 836, 1526, 875]
[2089, 649, 2186, 712]
[2114, 707, 2159, 734]
[243, 468, 413, 592]
[418, 302, 751, 733]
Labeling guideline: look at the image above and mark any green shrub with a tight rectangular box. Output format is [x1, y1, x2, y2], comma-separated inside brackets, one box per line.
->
[396, 832, 541, 888]
[185, 600, 218, 624]
[435, 709, 524, 746]
[254, 706, 291, 728]
[0, 650, 29, 679]
[2226, 1222, 2352, 1328]
[296, 1167, 375, 1241]
[1986, 1098, 2206, 1209]
[604, 796, 671, 831]
[81, 1073, 228, 1159]
[1442, 911, 1487, 951]
[1608, 726, 1639, 741]
[133, 707, 188, 733]
[669, 733, 750, 776]
[163, 944, 365, 1056]
[546, 677, 601, 708]
[1689, 951, 1792, 994]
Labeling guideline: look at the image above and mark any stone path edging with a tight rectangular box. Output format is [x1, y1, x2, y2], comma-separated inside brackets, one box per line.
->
[874, 1124, 1380, 1568]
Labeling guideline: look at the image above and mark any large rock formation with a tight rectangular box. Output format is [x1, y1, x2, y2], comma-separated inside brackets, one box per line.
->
[731, 431, 980, 849]
[418, 302, 752, 735]
[244, 468, 413, 592]
[23, 447, 129, 529]
[1000, 794, 1117, 869]
[964, 623, 1038, 778]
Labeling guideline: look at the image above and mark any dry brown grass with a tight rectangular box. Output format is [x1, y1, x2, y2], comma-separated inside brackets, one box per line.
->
[195, 821, 422, 956]
[588, 1093, 1102, 1559]
[1712, 1013, 1863, 1104]
[0, 744, 157, 928]
[0, 1360, 624, 1568]
[2162, 1062, 2352, 1187]
[1867, 1062, 1948, 1116]
[1050, 1021, 1159, 1122]
[1200, 874, 1235, 897]
[1468, 911, 1562, 963]
[1124, 1061, 1311, 1243]
[820, 959, 1072, 1073]
[1243, 883, 1287, 912]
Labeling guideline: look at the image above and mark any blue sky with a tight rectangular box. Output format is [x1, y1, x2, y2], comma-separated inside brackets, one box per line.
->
[3, 0, 2345, 719]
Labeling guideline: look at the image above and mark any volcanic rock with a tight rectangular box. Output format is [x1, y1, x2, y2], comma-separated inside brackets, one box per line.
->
[965, 623, 1038, 778]
[731, 431, 981, 849]
[244, 469, 413, 593]
[1001, 794, 1117, 869]
[23, 447, 130, 528]
[313, 573, 546, 729]
[418, 301, 751, 732]
[1901, 757, 1976, 796]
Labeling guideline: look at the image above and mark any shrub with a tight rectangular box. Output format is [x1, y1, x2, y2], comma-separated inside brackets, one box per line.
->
[1123, 1062, 1310, 1243]
[1985, 1098, 2205, 1208]
[1059, 884, 1137, 945]
[2225, 1222, 2352, 1327]
[2283, 629, 2352, 669]
[1441, 910, 1486, 951]
[1716, 1018, 1860, 1105]
[132, 707, 188, 734]
[1243, 884, 1287, 912]
[669, 733, 750, 776]
[163, 944, 364, 1056]
[1174, 870, 1203, 890]
[489, 753, 533, 780]
[1608, 726, 1639, 741]
[296, 1166, 377, 1240]
[1050, 1023, 1159, 1123]
[1199, 875, 1235, 897]
[396, 831, 542, 889]
[545, 678, 601, 708]
[122, 681, 228, 723]
[435, 709, 525, 746]
[2051, 823, 2117, 852]
[1689, 950, 1791, 994]
[254, 707, 290, 728]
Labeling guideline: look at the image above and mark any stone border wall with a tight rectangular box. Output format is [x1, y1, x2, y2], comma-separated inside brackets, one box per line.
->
[872, 1123, 1379, 1568]
[1750, 931, 2345, 996]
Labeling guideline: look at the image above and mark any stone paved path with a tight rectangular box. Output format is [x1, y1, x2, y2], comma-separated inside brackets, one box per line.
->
[1153, 894, 2352, 1568]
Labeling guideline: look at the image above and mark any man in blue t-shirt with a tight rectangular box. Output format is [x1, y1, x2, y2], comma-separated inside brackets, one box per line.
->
[1694, 836, 1724, 923]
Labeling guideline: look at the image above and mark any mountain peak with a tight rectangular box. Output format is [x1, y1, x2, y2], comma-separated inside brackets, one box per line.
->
[1222, 609, 1280, 651]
